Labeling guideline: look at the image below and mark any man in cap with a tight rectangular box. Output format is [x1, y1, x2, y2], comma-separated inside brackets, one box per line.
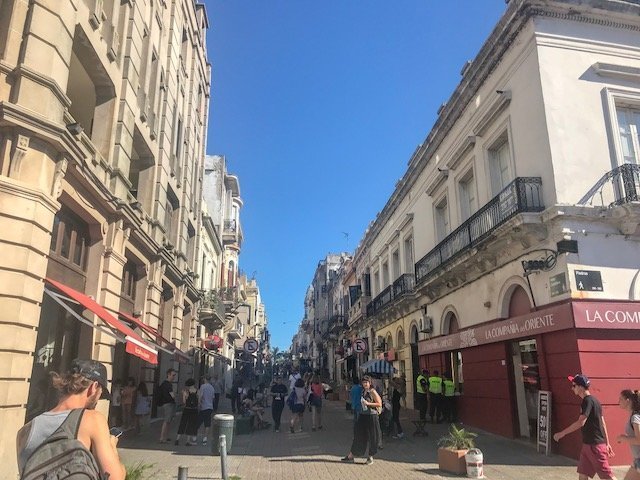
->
[553, 374, 617, 480]
[16, 359, 125, 480]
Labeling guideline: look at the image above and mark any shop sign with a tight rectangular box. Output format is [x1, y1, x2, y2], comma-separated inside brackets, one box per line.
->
[418, 303, 573, 355]
[537, 391, 552, 456]
[573, 302, 640, 329]
[549, 273, 568, 297]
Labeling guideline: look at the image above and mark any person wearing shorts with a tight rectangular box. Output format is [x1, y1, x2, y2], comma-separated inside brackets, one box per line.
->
[197, 375, 215, 445]
[157, 368, 177, 444]
[553, 374, 617, 480]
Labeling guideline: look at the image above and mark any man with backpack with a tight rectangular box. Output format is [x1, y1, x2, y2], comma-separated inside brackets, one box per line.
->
[16, 359, 125, 480]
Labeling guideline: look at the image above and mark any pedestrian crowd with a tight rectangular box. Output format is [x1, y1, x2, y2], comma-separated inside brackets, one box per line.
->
[12, 359, 640, 480]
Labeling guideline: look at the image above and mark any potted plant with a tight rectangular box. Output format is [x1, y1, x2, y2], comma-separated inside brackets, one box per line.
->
[437, 424, 477, 475]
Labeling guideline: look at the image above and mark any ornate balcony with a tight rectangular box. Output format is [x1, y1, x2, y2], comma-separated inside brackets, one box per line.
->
[198, 289, 227, 331]
[368, 273, 416, 317]
[415, 177, 543, 285]
[579, 164, 640, 208]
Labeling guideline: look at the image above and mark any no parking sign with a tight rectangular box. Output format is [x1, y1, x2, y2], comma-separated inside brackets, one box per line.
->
[353, 338, 367, 354]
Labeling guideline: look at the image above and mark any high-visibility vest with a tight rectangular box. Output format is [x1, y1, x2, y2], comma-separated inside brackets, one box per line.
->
[416, 374, 427, 394]
[443, 380, 455, 397]
[428, 376, 443, 394]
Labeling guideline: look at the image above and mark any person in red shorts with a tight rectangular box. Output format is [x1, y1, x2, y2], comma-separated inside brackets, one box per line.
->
[553, 374, 617, 480]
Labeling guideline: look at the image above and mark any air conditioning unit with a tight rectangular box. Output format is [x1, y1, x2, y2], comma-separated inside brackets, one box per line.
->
[420, 316, 434, 334]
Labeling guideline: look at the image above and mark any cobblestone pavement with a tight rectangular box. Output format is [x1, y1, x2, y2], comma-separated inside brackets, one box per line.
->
[118, 398, 627, 480]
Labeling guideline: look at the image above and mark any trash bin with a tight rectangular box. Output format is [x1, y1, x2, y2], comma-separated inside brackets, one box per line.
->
[211, 414, 235, 455]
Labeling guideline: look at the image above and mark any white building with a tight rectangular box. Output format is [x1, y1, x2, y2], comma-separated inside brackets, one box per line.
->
[345, 0, 640, 465]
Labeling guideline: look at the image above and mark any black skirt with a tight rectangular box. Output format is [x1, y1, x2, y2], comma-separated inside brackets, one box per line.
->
[177, 407, 199, 436]
[350, 413, 379, 457]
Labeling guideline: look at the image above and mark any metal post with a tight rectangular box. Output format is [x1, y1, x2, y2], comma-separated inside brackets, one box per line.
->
[177, 466, 188, 480]
[219, 434, 228, 480]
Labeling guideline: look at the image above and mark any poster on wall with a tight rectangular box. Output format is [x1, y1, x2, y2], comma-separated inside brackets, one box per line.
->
[537, 390, 552, 455]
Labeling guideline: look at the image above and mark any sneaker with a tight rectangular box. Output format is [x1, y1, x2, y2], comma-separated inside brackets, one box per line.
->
[340, 456, 354, 463]
[366, 456, 374, 465]
[296, 429, 303, 433]
[392, 432, 405, 439]
[185, 442, 195, 446]
[275, 429, 280, 433]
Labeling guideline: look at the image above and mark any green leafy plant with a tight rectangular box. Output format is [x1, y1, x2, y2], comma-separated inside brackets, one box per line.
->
[437, 424, 477, 450]
[125, 462, 156, 480]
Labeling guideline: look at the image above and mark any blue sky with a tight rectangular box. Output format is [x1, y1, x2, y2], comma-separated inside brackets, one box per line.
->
[205, 1, 506, 350]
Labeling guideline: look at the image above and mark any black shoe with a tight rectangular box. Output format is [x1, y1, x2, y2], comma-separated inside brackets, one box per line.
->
[341, 456, 354, 463]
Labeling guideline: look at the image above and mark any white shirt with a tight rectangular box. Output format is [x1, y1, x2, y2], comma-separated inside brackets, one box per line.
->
[289, 373, 301, 391]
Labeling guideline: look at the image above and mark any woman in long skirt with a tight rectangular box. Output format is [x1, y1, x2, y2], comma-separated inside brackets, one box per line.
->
[341, 375, 382, 465]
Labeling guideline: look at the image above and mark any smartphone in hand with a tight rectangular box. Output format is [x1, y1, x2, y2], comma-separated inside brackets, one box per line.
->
[109, 427, 123, 438]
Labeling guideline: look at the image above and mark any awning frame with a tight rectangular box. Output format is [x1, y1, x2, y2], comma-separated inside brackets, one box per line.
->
[43, 279, 158, 365]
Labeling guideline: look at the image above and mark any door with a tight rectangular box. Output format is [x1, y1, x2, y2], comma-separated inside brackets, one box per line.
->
[511, 339, 541, 439]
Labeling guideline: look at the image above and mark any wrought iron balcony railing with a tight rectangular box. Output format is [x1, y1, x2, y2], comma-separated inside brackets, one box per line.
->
[578, 163, 640, 208]
[415, 177, 543, 284]
[368, 273, 416, 316]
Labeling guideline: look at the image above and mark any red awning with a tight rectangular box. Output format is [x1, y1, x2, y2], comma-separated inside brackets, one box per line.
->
[118, 311, 190, 362]
[44, 278, 158, 365]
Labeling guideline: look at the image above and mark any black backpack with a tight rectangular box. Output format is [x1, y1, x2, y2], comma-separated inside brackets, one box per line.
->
[21, 408, 105, 480]
[185, 391, 198, 410]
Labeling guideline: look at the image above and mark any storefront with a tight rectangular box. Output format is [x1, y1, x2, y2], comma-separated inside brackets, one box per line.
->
[418, 299, 640, 465]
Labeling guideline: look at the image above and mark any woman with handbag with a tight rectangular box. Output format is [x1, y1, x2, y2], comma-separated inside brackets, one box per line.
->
[341, 375, 382, 465]
[309, 375, 323, 431]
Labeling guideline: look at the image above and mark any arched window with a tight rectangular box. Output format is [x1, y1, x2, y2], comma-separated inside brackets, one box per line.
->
[385, 333, 393, 350]
[443, 312, 460, 335]
[411, 325, 419, 344]
[397, 328, 405, 348]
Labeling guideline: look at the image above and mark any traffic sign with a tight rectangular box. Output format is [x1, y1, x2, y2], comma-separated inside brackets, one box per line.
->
[244, 338, 259, 353]
[353, 338, 367, 354]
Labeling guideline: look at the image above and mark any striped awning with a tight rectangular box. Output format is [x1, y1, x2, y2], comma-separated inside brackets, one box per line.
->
[359, 359, 397, 375]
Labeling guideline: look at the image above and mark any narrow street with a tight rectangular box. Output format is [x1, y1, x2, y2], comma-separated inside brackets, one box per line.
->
[118, 397, 627, 480]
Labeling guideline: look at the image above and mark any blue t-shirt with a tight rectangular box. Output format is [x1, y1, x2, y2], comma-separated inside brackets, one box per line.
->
[350, 384, 363, 413]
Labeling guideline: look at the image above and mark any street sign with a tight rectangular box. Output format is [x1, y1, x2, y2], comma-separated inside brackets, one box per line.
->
[243, 338, 259, 354]
[537, 390, 552, 455]
[353, 338, 368, 354]
[549, 273, 568, 297]
[575, 270, 603, 292]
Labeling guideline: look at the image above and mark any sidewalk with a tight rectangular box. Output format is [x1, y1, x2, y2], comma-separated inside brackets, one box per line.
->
[118, 397, 627, 480]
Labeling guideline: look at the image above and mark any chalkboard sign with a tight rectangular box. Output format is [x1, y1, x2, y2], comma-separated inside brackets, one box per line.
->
[537, 390, 552, 455]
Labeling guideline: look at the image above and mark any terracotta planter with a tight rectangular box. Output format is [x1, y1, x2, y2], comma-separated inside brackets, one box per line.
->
[437, 447, 468, 475]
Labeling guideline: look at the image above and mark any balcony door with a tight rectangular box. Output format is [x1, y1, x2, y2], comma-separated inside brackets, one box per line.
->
[489, 138, 512, 196]
[617, 106, 640, 165]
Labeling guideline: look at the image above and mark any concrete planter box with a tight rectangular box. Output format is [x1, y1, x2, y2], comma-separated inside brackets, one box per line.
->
[437, 447, 468, 475]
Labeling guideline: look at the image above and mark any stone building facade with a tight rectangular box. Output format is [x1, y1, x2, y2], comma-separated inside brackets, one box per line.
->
[0, 0, 211, 474]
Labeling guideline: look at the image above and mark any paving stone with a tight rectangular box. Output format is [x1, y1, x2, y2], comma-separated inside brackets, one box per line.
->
[118, 398, 627, 480]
